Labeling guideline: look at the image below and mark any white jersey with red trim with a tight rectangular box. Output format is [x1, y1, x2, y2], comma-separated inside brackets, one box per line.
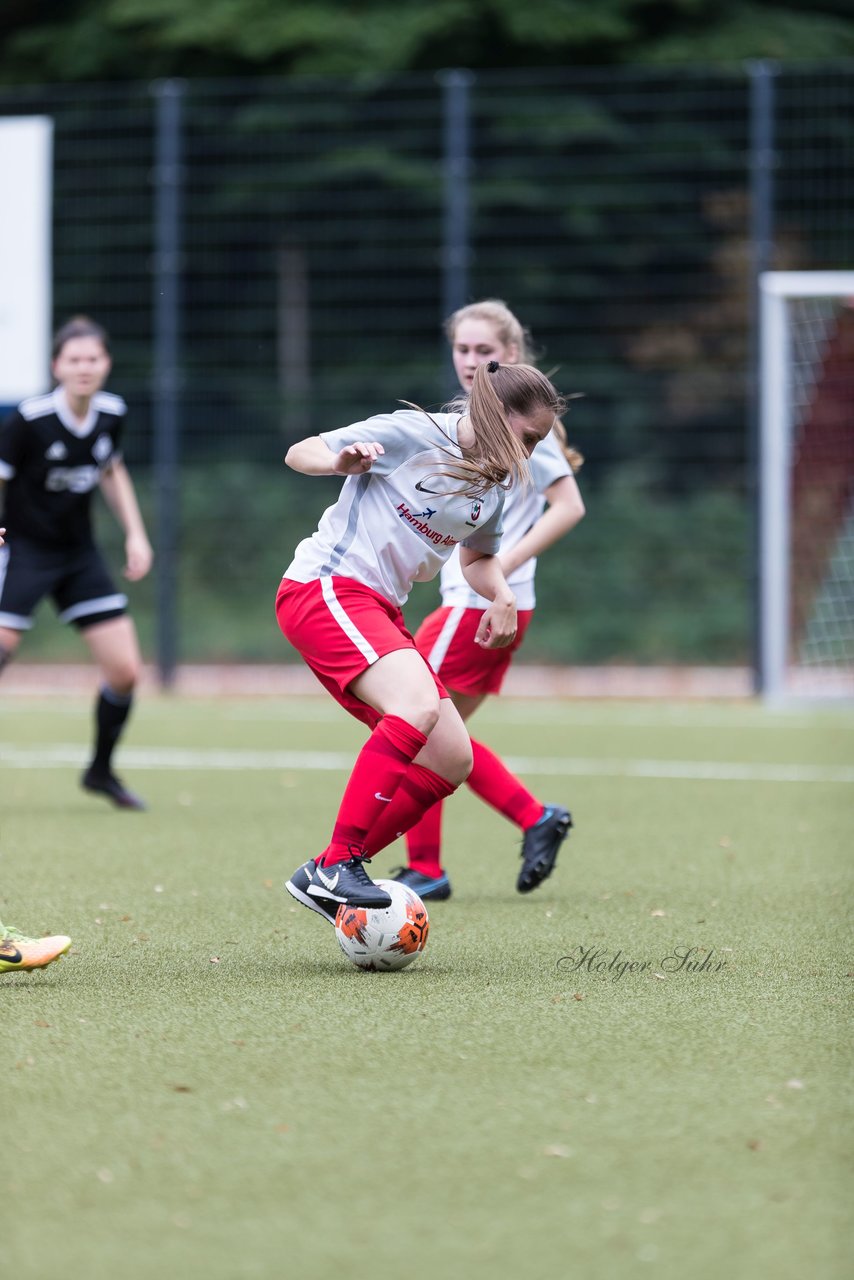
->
[283, 409, 506, 606]
[438, 427, 573, 610]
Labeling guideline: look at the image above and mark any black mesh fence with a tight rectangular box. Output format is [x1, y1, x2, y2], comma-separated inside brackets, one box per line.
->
[2, 63, 852, 670]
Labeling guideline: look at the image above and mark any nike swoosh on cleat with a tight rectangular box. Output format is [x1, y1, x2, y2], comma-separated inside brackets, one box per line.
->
[375, 792, 393, 802]
[0, 947, 23, 964]
[315, 865, 340, 890]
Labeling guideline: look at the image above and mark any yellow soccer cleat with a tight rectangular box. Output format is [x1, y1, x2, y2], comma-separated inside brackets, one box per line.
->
[0, 925, 72, 974]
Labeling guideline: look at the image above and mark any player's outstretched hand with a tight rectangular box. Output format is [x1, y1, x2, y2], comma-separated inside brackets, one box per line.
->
[334, 442, 385, 475]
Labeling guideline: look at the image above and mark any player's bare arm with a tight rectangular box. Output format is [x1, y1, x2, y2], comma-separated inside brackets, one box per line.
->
[459, 547, 518, 649]
[285, 436, 385, 476]
[99, 460, 153, 581]
[499, 474, 585, 577]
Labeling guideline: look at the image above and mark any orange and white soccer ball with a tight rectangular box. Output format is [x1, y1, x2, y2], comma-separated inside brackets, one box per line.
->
[335, 880, 429, 971]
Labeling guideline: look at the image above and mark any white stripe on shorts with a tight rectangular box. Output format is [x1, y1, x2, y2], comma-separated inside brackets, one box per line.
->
[58, 593, 128, 624]
[426, 605, 465, 674]
[320, 576, 380, 664]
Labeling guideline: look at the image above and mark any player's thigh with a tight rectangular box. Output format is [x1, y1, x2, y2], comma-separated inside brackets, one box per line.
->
[81, 615, 142, 690]
[349, 648, 443, 733]
[413, 696, 473, 784]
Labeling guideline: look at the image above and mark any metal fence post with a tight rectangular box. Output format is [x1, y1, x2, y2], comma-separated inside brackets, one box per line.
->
[439, 68, 473, 392]
[151, 79, 184, 688]
[747, 59, 778, 695]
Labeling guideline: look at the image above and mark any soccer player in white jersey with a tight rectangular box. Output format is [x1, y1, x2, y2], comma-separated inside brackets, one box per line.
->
[393, 300, 585, 901]
[279, 360, 568, 919]
[0, 316, 153, 809]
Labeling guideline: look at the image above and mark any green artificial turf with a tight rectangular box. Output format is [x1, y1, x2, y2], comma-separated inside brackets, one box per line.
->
[2, 694, 852, 1280]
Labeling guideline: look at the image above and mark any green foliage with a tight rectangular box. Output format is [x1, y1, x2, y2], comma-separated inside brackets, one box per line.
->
[23, 462, 749, 665]
[530, 468, 750, 663]
[1, 0, 853, 83]
[641, 2, 854, 64]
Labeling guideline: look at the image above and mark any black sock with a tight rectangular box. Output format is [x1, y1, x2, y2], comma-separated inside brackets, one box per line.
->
[90, 686, 133, 775]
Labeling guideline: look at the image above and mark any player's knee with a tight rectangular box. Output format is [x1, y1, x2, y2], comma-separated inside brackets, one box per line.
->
[454, 739, 474, 785]
[402, 697, 441, 737]
[104, 657, 140, 695]
[441, 734, 473, 786]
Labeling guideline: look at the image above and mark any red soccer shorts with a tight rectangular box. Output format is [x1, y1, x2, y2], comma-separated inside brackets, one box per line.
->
[414, 604, 534, 696]
[276, 575, 448, 728]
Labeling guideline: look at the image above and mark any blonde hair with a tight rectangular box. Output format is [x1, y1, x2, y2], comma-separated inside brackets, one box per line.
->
[445, 298, 536, 364]
[446, 300, 583, 473]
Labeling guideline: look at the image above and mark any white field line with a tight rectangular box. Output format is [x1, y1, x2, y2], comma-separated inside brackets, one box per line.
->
[1, 743, 853, 784]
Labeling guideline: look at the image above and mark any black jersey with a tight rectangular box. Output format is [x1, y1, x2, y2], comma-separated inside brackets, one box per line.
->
[0, 387, 126, 547]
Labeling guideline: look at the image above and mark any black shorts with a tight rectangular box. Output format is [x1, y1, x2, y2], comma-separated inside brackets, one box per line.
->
[0, 537, 128, 632]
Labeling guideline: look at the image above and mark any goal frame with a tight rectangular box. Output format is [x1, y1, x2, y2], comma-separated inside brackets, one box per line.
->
[759, 270, 854, 702]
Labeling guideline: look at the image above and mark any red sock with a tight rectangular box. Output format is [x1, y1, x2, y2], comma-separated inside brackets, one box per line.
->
[365, 763, 457, 858]
[404, 800, 445, 878]
[467, 738, 545, 831]
[319, 715, 428, 866]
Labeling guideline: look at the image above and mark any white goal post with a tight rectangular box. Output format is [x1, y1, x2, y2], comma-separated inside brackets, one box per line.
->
[759, 271, 854, 702]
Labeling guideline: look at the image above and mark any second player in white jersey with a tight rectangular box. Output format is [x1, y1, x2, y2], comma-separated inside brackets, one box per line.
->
[436, 428, 573, 611]
[396, 298, 586, 904]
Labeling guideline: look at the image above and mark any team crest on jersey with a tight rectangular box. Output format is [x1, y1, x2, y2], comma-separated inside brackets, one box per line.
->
[92, 434, 113, 464]
[45, 441, 68, 461]
[464, 500, 482, 528]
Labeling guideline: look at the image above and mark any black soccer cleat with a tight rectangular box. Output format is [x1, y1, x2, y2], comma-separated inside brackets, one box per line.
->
[517, 805, 572, 893]
[308, 854, 393, 909]
[391, 866, 452, 901]
[81, 768, 147, 811]
[284, 859, 339, 925]
[286, 853, 392, 918]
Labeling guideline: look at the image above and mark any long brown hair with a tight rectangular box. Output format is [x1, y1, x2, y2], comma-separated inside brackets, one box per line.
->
[405, 362, 569, 499]
[446, 300, 583, 473]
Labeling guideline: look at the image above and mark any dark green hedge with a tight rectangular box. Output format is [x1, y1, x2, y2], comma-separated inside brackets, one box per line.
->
[20, 462, 749, 665]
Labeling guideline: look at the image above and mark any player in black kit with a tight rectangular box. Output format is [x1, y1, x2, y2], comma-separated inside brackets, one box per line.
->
[0, 316, 153, 809]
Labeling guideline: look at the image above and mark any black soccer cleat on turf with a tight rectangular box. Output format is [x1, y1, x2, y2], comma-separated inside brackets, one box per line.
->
[517, 804, 572, 894]
[286, 854, 392, 920]
[81, 768, 147, 811]
[285, 859, 340, 925]
[391, 866, 452, 901]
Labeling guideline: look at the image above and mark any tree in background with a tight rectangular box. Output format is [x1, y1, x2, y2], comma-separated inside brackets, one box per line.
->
[1, 0, 853, 84]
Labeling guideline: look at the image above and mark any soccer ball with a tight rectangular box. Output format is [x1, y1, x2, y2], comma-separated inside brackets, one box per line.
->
[335, 880, 429, 972]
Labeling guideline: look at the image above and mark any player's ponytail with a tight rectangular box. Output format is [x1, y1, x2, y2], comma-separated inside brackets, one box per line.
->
[403, 363, 573, 498]
[470, 361, 573, 488]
